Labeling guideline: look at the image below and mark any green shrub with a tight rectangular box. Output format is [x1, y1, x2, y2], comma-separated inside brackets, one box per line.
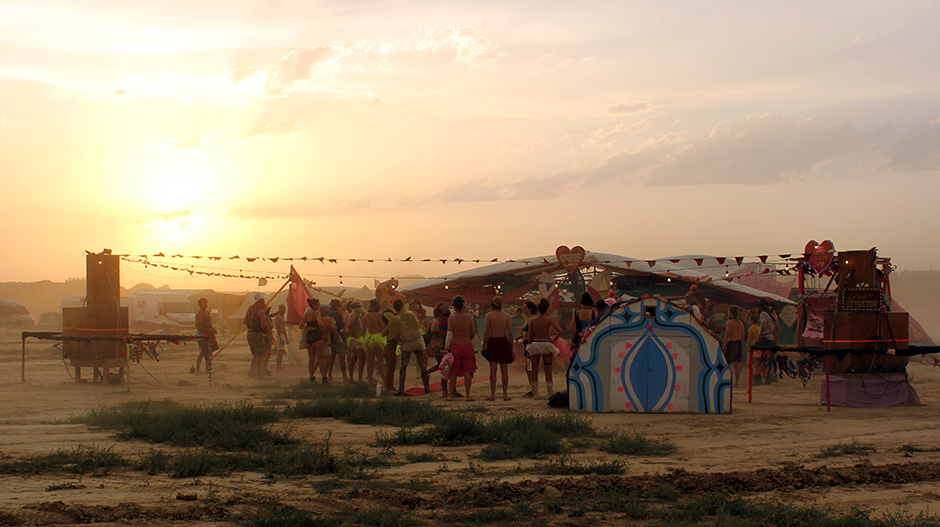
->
[0, 445, 126, 475]
[81, 400, 291, 451]
[815, 440, 876, 459]
[531, 455, 627, 475]
[600, 430, 677, 456]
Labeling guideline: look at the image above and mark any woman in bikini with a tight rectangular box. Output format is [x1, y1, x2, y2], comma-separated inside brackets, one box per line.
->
[362, 299, 386, 387]
[525, 298, 563, 399]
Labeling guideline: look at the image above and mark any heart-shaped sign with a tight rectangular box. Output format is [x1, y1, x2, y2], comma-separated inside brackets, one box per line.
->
[804, 240, 835, 274]
[555, 245, 586, 273]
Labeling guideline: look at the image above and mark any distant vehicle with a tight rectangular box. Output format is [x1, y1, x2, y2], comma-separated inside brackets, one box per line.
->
[129, 291, 196, 332]
[61, 292, 196, 333]
[0, 299, 35, 329]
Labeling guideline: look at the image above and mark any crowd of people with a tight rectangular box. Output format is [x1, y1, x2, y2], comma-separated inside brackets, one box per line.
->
[199, 288, 781, 397]
[226, 291, 619, 402]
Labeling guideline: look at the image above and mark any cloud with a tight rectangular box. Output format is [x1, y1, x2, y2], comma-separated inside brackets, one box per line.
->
[643, 114, 870, 185]
[237, 26, 500, 97]
[263, 46, 339, 96]
[424, 113, 902, 203]
[428, 170, 584, 203]
[581, 117, 669, 151]
[223, 199, 367, 219]
[240, 117, 302, 141]
[341, 198, 372, 212]
[412, 26, 502, 65]
[228, 66, 265, 85]
[606, 102, 649, 114]
[155, 131, 220, 152]
[880, 117, 940, 173]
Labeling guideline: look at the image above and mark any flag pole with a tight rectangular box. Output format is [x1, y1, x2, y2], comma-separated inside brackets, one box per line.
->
[212, 277, 291, 359]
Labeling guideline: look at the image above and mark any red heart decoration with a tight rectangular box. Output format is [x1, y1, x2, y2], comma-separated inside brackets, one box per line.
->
[555, 245, 586, 272]
[804, 240, 835, 274]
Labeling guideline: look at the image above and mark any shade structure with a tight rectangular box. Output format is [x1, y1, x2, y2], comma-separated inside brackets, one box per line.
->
[569, 297, 731, 413]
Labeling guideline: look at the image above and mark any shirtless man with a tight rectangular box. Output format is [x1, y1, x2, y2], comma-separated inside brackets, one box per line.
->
[194, 297, 217, 374]
[243, 293, 269, 379]
[525, 298, 563, 398]
[483, 296, 514, 401]
[362, 299, 387, 388]
[444, 295, 477, 401]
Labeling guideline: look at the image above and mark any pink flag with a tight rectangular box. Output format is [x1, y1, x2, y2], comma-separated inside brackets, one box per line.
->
[286, 265, 313, 325]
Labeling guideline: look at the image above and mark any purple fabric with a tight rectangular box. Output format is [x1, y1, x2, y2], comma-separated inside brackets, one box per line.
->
[820, 374, 921, 407]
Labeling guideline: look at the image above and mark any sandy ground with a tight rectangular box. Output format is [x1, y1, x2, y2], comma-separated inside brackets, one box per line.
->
[2, 328, 940, 525]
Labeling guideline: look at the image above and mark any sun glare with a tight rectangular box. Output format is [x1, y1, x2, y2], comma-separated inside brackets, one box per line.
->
[134, 159, 209, 211]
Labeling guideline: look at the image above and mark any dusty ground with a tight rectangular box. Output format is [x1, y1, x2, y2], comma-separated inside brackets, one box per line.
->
[2, 329, 940, 525]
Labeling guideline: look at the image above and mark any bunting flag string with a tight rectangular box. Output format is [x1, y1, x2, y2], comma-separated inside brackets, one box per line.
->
[118, 252, 805, 268]
[120, 255, 802, 288]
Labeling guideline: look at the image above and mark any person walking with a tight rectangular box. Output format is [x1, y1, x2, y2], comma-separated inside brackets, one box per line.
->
[194, 297, 217, 374]
[301, 298, 325, 383]
[243, 293, 269, 379]
[444, 295, 477, 401]
[483, 296, 514, 401]
[723, 305, 746, 387]
[394, 299, 431, 395]
[525, 298, 563, 398]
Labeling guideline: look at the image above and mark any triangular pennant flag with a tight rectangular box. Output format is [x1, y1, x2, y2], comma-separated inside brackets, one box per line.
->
[670, 259, 680, 263]
[758, 255, 768, 263]
[647, 260, 656, 268]
[779, 254, 791, 259]
[625, 261, 632, 268]
[694, 258, 704, 266]
[735, 257, 744, 266]
[716, 257, 726, 265]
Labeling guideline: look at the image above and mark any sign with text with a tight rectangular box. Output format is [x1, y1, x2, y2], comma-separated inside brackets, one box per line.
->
[839, 287, 882, 312]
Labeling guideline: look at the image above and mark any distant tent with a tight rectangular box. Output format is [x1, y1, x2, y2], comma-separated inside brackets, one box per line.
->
[569, 297, 731, 414]
[34, 311, 62, 331]
[0, 299, 34, 329]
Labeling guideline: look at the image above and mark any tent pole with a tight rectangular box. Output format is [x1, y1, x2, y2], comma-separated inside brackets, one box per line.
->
[747, 349, 753, 403]
[21, 337, 26, 383]
[212, 277, 290, 359]
[824, 355, 831, 411]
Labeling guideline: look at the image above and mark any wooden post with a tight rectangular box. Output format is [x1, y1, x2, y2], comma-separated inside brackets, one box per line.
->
[21, 338, 26, 383]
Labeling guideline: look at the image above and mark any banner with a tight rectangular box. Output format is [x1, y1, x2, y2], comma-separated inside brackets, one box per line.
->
[287, 265, 313, 325]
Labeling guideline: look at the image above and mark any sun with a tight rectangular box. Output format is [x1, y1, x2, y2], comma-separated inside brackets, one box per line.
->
[133, 158, 210, 211]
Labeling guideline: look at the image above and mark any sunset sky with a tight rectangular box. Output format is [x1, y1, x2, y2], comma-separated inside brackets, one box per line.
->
[2, 1, 939, 289]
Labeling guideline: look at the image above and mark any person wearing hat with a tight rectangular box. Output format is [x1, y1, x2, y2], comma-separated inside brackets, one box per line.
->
[243, 292, 270, 379]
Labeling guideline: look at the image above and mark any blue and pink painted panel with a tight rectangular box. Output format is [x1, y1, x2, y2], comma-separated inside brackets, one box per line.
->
[569, 298, 731, 413]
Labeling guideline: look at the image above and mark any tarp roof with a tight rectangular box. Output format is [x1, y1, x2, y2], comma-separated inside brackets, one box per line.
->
[402, 251, 794, 304]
